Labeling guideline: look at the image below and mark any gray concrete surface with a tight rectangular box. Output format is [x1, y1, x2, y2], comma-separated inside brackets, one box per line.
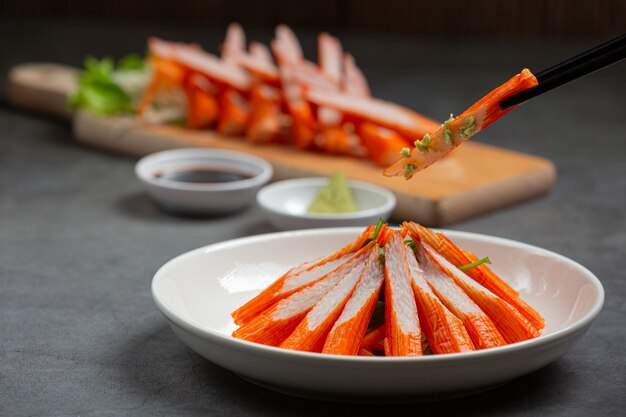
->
[1, 18, 625, 417]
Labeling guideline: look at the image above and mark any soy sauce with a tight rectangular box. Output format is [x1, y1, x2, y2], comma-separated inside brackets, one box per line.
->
[155, 168, 251, 184]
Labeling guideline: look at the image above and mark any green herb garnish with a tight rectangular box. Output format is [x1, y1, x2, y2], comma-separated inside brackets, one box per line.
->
[404, 239, 416, 250]
[117, 53, 146, 71]
[378, 246, 385, 264]
[459, 256, 492, 271]
[70, 54, 148, 115]
[414, 133, 432, 153]
[400, 147, 412, 158]
[458, 115, 476, 139]
[403, 163, 418, 180]
[370, 217, 384, 241]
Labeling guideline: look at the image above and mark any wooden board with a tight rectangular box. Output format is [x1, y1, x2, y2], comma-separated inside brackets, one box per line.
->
[6, 63, 556, 226]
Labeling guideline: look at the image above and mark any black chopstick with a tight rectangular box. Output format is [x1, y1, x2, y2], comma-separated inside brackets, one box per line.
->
[499, 34, 626, 110]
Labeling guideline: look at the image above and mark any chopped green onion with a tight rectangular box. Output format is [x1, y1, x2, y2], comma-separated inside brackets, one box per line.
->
[378, 247, 386, 264]
[400, 147, 412, 158]
[414, 133, 432, 153]
[459, 256, 492, 271]
[404, 239, 416, 250]
[370, 218, 384, 241]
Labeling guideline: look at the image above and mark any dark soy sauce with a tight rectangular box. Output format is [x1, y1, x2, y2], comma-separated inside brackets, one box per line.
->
[155, 168, 252, 184]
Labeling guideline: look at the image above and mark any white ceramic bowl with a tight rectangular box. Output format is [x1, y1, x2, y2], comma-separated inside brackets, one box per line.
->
[257, 178, 396, 230]
[135, 148, 273, 214]
[151, 228, 604, 402]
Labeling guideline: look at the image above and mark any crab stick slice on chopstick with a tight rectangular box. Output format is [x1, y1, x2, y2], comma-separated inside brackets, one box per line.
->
[322, 248, 385, 355]
[403, 238, 475, 354]
[402, 222, 544, 330]
[281, 246, 378, 352]
[232, 244, 373, 346]
[415, 242, 507, 350]
[423, 246, 540, 344]
[231, 225, 377, 326]
[307, 89, 439, 140]
[384, 232, 422, 356]
[384, 69, 538, 179]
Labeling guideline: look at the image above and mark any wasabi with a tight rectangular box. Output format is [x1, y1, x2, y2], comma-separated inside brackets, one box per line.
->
[307, 171, 358, 214]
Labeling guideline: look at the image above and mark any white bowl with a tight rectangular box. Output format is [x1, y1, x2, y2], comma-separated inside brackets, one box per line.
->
[151, 228, 604, 402]
[257, 178, 396, 230]
[135, 148, 273, 214]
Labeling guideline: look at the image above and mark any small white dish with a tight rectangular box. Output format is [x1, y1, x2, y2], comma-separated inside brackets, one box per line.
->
[135, 148, 273, 214]
[256, 177, 396, 230]
[151, 228, 604, 402]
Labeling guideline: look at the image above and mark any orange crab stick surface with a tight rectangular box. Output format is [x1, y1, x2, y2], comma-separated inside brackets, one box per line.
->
[384, 69, 538, 179]
[231, 225, 375, 326]
[403, 222, 544, 330]
[384, 233, 422, 356]
[415, 242, 507, 350]
[281, 246, 377, 352]
[424, 245, 540, 344]
[403, 238, 475, 354]
[232, 244, 373, 346]
[323, 249, 385, 355]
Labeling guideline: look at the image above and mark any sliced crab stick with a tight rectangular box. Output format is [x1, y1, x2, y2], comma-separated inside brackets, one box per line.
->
[232, 244, 372, 346]
[221, 22, 245, 63]
[402, 222, 544, 330]
[403, 239, 475, 354]
[358, 123, 412, 167]
[231, 225, 375, 325]
[360, 324, 385, 351]
[384, 69, 538, 179]
[415, 242, 506, 350]
[281, 246, 376, 352]
[342, 53, 370, 97]
[384, 233, 422, 356]
[149, 37, 251, 91]
[322, 249, 384, 355]
[318, 33, 342, 85]
[217, 90, 250, 136]
[424, 246, 540, 344]
[307, 88, 439, 139]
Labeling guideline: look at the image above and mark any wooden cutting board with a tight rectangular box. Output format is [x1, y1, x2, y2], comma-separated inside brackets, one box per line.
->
[6, 63, 556, 226]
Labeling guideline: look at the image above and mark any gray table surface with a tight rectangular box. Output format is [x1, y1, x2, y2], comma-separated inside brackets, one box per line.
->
[1, 18, 625, 417]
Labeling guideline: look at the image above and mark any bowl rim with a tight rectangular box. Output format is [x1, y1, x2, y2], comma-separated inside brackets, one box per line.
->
[151, 227, 605, 364]
[135, 148, 273, 192]
[256, 177, 397, 220]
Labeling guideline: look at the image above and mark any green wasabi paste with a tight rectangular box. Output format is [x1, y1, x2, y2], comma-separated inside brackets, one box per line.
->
[307, 171, 358, 214]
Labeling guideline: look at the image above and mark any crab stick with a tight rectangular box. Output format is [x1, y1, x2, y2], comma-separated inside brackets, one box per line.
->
[415, 242, 506, 350]
[279, 66, 317, 148]
[360, 324, 386, 351]
[358, 123, 412, 167]
[322, 249, 385, 355]
[342, 53, 370, 97]
[281, 246, 376, 352]
[217, 90, 250, 136]
[402, 222, 544, 330]
[424, 246, 540, 344]
[231, 225, 375, 325]
[384, 232, 422, 356]
[233, 244, 372, 346]
[384, 69, 538, 179]
[307, 88, 439, 140]
[246, 85, 282, 144]
[221, 22, 245, 63]
[318, 33, 342, 85]
[404, 238, 475, 354]
[149, 37, 251, 91]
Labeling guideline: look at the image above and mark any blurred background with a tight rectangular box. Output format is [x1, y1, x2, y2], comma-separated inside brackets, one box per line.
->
[1, 0, 624, 38]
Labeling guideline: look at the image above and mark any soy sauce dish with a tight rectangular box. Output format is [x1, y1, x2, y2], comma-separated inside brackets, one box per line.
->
[135, 148, 273, 214]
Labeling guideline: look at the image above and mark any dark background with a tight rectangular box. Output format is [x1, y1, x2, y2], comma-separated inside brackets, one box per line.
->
[1, 0, 625, 38]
